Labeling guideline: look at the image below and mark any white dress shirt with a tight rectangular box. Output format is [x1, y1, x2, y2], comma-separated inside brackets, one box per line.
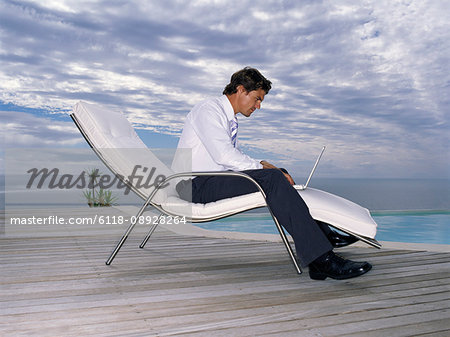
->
[171, 95, 262, 172]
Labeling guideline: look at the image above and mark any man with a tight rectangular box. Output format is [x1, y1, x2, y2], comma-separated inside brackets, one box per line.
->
[173, 67, 371, 280]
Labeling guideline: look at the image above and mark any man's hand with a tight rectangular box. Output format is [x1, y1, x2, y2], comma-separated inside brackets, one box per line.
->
[282, 172, 295, 185]
[260, 160, 277, 170]
[260, 160, 295, 185]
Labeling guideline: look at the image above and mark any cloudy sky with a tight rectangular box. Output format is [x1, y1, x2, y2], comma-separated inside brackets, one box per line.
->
[1, 0, 449, 179]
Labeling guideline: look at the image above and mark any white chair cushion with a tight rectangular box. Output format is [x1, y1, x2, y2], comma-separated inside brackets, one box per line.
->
[161, 192, 265, 220]
[298, 188, 377, 238]
[74, 101, 147, 149]
[160, 187, 377, 238]
[72, 102, 174, 204]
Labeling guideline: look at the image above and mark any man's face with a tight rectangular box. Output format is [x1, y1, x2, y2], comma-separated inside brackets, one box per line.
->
[236, 86, 266, 117]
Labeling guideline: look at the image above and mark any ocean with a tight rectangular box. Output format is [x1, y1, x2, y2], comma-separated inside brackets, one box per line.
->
[1, 176, 449, 244]
[291, 177, 450, 211]
[194, 178, 450, 245]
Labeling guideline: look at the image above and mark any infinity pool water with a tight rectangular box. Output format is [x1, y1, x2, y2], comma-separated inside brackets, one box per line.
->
[195, 211, 450, 245]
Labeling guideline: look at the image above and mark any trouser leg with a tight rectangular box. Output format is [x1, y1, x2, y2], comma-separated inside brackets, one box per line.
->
[316, 221, 332, 236]
[187, 169, 332, 267]
[279, 168, 333, 237]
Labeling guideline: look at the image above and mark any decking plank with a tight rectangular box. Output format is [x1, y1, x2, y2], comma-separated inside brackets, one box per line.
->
[1, 208, 449, 336]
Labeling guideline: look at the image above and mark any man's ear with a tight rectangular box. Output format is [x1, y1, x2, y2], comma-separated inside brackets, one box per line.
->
[237, 85, 246, 94]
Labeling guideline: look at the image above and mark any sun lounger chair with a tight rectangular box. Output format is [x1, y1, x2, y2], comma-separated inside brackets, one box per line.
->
[70, 101, 380, 275]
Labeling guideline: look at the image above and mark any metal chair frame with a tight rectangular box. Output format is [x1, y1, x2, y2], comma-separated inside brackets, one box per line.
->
[71, 113, 302, 274]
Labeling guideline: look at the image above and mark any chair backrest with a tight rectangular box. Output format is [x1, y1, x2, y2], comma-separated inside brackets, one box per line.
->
[71, 101, 174, 204]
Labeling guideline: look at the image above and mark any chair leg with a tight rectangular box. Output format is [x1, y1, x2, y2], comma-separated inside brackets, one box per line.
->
[270, 213, 302, 274]
[105, 202, 149, 265]
[139, 213, 162, 248]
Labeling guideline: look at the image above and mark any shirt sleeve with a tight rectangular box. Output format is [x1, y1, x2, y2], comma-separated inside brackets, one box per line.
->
[189, 100, 262, 171]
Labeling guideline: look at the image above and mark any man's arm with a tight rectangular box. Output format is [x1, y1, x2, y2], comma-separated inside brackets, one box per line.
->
[189, 100, 262, 171]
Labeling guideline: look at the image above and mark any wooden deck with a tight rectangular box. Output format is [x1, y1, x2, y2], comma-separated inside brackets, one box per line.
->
[1, 207, 449, 336]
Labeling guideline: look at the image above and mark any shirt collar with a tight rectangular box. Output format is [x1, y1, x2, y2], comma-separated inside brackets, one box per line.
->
[221, 95, 236, 121]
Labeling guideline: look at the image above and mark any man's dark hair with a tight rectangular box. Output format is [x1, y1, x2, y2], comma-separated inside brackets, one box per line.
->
[223, 67, 272, 95]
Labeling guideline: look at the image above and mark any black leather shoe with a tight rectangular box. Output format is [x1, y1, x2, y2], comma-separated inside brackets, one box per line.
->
[327, 229, 359, 248]
[309, 251, 372, 280]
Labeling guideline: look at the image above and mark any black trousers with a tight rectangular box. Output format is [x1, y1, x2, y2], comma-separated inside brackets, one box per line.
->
[178, 168, 332, 267]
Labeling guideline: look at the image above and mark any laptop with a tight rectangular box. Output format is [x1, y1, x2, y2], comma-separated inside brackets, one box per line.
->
[293, 146, 326, 190]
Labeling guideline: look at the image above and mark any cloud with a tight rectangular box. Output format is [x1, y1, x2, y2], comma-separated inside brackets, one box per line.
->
[0, 0, 448, 178]
[0, 110, 82, 147]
